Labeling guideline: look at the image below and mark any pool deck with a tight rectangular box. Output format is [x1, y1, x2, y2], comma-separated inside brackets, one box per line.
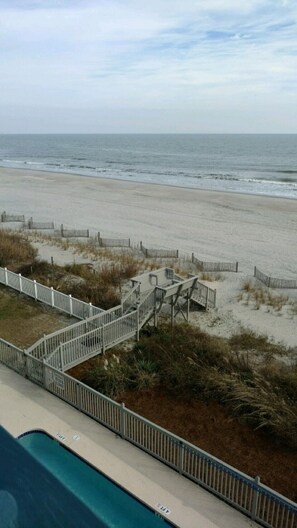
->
[0, 363, 259, 528]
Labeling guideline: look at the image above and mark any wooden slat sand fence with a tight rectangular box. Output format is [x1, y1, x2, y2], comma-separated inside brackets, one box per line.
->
[140, 242, 179, 259]
[192, 253, 239, 272]
[98, 233, 131, 248]
[254, 267, 297, 289]
[27, 217, 55, 230]
[0, 342, 296, 528]
[61, 224, 89, 238]
[1, 211, 25, 223]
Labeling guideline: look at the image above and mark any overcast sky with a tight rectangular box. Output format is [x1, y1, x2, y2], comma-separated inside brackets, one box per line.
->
[0, 0, 296, 133]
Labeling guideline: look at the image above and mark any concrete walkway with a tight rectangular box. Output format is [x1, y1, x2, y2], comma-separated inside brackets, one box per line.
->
[0, 363, 258, 528]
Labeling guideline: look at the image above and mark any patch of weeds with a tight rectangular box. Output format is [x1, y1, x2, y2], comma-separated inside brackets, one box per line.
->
[199, 272, 223, 282]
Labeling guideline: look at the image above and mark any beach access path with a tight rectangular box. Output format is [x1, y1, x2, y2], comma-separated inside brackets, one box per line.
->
[0, 363, 259, 528]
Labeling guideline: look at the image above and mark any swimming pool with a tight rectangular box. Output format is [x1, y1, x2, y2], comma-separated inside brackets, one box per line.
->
[17, 430, 176, 527]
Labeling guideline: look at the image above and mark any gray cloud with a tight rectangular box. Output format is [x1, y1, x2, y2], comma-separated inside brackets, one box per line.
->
[0, 0, 297, 132]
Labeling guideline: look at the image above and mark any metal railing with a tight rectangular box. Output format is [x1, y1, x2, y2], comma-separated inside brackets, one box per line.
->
[0, 341, 295, 528]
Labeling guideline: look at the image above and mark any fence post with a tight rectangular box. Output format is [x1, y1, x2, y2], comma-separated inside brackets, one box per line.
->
[251, 476, 260, 520]
[33, 280, 38, 300]
[76, 382, 81, 410]
[89, 303, 93, 317]
[236, 261, 239, 273]
[59, 344, 64, 371]
[42, 359, 46, 388]
[179, 441, 184, 474]
[176, 249, 179, 258]
[43, 334, 47, 357]
[120, 402, 126, 439]
[61, 224, 64, 237]
[205, 287, 209, 309]
[19, 273, 22, 293]
[192, 252, 194, 263]
[51, 287, 54, 307]
[4, 267, 8, 285]
[101, 326, 105, 355]
[128, 238, 131, 248]
[254, 266, 256, 277]
[136, 308, 140, 341]
[69, 294, 73, 316]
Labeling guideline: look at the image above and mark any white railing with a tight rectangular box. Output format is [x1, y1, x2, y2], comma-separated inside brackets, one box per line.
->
[0, 343, 295, 528]
[47, 310, 139, 371]
[122, 283, 140, 314]
[192, 280, 216, 309]
[0, 266, 103, 320]
[27, 306, 123, 360]
[138, 289, 158, 325]
[0, 339, 26, 375]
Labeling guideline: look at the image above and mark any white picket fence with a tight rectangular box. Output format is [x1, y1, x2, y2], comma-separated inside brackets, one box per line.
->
[0, 340, 295, 528]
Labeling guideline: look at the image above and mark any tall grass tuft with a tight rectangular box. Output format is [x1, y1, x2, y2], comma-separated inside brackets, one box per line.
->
[0, 229, 37, 269]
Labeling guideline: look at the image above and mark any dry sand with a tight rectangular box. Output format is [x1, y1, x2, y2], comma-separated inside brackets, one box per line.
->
[1, 166, 297, 347]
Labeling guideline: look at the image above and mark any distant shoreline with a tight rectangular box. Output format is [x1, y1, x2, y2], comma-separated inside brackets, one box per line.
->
[1, 164, 297, 202]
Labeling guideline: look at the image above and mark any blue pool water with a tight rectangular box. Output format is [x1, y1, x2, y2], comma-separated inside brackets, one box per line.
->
[17, 430, 175, 528]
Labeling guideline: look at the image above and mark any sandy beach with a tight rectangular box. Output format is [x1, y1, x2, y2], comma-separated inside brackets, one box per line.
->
[1, 166, 297, 347]
[1, 167, 297, 274]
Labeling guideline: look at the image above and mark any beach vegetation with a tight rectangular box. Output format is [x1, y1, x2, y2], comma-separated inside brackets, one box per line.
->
[18, 258, 140, 310]
[199, 271, 223, 281]
[76, 322, 297, 450]
[239, 280, 296, 315]
[0, 229, 37, 269]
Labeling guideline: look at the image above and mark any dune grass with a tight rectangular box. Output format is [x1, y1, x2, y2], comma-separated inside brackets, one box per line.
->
[80, 323, 297, 449]
[238, 279, 297, 315]
[0, 229, 37, 269]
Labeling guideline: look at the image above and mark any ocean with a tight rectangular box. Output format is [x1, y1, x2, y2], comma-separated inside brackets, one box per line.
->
[0, 134, 297, 199]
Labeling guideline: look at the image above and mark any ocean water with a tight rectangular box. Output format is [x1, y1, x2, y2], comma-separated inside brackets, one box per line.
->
[0, 134, 297, 199]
